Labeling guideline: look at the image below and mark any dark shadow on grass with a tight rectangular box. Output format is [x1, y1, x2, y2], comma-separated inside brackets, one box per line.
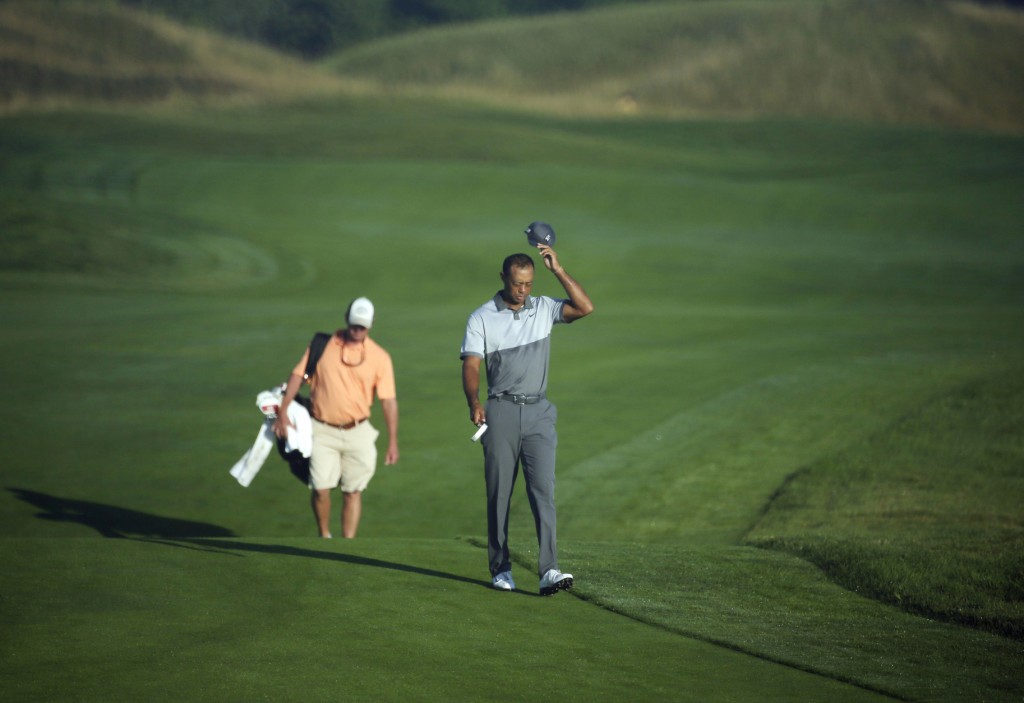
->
[177, 538, 497, 592]
[8, 488, 237, 538]
[7, 488, 525, 593]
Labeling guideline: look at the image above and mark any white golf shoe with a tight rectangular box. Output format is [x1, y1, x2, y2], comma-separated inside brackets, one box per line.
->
[492, 571, 516, 591]
[539, 569, 573, 596]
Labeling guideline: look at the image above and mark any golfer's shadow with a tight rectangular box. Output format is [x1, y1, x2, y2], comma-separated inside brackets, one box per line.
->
[8, 487, 237, 539]
[8, 487, 494, 592]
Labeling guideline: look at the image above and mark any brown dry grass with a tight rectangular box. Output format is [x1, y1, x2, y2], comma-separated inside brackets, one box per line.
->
[0, 1, 366, 114]
[4, 0, 1023, 134]
[328, 0, 1024, 133]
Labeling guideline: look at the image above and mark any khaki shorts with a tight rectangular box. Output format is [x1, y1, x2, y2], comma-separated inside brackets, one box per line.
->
[309, 420, 379, 493]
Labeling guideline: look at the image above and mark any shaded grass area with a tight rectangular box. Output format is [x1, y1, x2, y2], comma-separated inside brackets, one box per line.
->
[747, 370, 1024, 639]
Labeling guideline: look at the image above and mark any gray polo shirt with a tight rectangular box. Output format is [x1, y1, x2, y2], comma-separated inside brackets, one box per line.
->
[461, 292, 566, 397]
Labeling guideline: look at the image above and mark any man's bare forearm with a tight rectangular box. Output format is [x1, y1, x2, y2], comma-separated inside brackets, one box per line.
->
[272, 373, 305, 436]
[381, 397, 399, 441]
[278, 373, 304, 412]
[462, 356, 486, 424]
[553, 266, 594, 320]
[462, 358, 480, 406]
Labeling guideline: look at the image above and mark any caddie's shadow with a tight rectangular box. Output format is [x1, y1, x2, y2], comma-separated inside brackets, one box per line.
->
[8, 487, 496, 592]
[182, 538, 496, 592]
[8, 487, 238, 538]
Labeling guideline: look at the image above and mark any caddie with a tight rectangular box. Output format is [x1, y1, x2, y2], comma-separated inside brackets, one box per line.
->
[274, 297, 399, 538]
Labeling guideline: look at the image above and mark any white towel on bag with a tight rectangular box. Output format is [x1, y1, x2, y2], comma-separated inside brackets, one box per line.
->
[229, 421, 275, 488]
[284, 401, 312, 458]
[230, 388, 314, 487]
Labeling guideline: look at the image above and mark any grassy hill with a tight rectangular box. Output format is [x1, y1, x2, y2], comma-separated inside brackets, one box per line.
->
[327, 0, 1024, 132]
[0, 1, 356, 113]
[4, 0, 1023, 133]
[117, 0, 655, 58]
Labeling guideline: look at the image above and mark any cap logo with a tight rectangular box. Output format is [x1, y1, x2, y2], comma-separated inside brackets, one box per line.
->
[525, 221, 556, 247]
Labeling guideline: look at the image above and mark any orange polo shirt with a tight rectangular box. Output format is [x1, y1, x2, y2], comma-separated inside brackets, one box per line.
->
[292, 333, 396, 426]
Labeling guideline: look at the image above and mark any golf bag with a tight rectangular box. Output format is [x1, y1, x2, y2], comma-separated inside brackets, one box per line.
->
[275, 398, 313, 485]
[260, 331, 331, 485]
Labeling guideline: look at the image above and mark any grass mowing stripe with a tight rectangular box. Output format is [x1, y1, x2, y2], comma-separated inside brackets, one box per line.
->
[556, 346, 1003, 544]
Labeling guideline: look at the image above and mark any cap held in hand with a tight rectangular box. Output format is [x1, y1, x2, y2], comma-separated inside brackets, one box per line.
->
[525, 221, 556, 248]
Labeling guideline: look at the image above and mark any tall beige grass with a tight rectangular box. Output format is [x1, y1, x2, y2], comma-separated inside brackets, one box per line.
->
[4, 0, 1023, 132]
[328, 0, 1024, 133]
[0, 1, 366, 114]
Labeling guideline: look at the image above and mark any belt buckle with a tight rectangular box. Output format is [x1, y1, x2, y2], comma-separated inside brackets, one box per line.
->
[512, 394, 527, 404]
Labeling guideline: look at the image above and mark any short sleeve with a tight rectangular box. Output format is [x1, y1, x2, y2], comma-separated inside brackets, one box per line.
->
[460, 312, 485, 359]
[375, 351, 397, 400]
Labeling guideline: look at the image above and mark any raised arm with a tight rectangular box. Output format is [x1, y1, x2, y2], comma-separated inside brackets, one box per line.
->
[537, 244, 594, 322]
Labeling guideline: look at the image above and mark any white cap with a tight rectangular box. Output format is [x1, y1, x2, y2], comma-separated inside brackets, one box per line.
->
[347, 297, 374, 328]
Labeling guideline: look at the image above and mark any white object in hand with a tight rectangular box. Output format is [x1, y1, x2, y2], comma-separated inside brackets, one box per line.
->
[471, 423, 488, 442]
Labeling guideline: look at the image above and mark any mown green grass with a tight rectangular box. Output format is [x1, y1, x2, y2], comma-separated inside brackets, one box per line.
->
[0, 537, 898, 703]
[560, 542, 1021, 701]
[1, 99, 1022, 701]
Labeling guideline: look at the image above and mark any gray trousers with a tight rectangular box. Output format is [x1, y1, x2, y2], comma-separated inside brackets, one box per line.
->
[481, 397, 558, 579]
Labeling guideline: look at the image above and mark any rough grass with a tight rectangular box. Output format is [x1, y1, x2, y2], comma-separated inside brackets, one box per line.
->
[557, 541, 1022, 701]
[746, 370, 1024, 639]
[0, 0, 360, 113]
[328, 0, 1024, 132]
[4, 0, 1024, 133]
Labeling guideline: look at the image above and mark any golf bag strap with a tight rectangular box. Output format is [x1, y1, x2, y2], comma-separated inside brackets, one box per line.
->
[303, 331, 331, 381]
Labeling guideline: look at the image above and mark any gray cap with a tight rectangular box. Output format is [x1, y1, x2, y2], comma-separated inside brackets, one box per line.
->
[525, 221, 556, 248]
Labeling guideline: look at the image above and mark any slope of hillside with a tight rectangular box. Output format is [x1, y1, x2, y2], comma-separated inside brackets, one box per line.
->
[0, 1, 357, 113]
[328, 0, 1024, 133]
[5, 0, 1022, 132]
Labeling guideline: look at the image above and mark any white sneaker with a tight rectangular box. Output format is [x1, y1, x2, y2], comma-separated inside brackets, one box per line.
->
[492, 571, 516, 591]
[539, 568, 573, 596]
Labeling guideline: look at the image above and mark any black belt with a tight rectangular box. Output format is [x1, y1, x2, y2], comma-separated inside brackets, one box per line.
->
[490, 393, 545, 405]
[314, 416, 368, 430]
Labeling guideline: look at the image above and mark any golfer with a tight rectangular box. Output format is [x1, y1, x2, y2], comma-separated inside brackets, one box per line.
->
[274, 297, 399, 539]
[460, 242, 594, 595]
